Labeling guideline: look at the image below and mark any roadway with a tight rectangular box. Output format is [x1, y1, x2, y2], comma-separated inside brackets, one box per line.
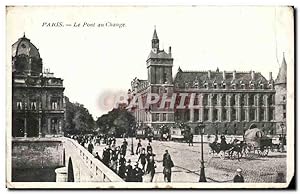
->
[93, 138, 286, 183]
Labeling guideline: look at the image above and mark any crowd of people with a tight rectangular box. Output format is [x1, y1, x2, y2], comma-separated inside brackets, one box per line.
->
[69, 134, 174, 182]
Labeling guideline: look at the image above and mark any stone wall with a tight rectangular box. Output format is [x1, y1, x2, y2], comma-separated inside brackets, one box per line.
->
[12, 138, 64, 169]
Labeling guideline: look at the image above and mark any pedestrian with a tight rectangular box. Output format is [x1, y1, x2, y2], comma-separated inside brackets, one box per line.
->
[233, 168, 245, 183]
[189, 133, 194, 146]
[136, 139, 142, 154]
[110, 149, 118, 173]
[102, 147, 110, 166]
[87, 141, 94, 154]
[138, 148, 147, 171]
[125, 159, 134, 182]
[133, 162, 144, 182]
[119, 154, 126, 166]
[112, 137, 116, 145]
[95, 152, 101, 161]
[146, 143, 152, 153]
[121, 141, 127, 156]
[147, 155, 156, 182]
[163, 150, 174, 182]
[118, 162, 126, 180]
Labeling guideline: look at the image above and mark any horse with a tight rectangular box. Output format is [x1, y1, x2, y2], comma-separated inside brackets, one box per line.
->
[228, 139, 247, 161]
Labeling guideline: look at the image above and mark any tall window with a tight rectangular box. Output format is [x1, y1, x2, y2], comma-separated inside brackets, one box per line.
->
[30, 101, 37, 110]
[51, 98, 59, 110]
[162, 113, 167, 121]
[16, 101, 22, 110]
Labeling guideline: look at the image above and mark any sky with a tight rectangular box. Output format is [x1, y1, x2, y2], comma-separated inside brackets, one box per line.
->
[6, 6, 294, 119]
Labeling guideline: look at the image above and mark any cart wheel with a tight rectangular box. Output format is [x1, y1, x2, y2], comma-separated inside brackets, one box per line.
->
[219, 151, 225, 160]
[262, 147, 269, 157]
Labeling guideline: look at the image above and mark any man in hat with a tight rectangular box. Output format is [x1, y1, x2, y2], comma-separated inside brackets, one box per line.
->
[233, 168, 245, 182]
[94, 152, 101, 161]
[133, 162, 144, 182]
[125, 159, 134, 182]
[163, 150, 174, 182]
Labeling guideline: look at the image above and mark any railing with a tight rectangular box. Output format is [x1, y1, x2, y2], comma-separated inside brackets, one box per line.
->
[60, 137, 124, 182]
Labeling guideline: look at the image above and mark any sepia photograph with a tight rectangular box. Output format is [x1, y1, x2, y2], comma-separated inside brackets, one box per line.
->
[5, 6, 294, 189]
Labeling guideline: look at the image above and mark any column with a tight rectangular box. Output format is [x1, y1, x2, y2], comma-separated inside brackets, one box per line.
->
[265, 95, 269, 121]
[256, 94, 260, 121]
[38, 116, 42, 137]
[209, 94, 213, 122]
[24, 117, 27, 138]
[59, 119, 62, 135]
[198, 94, 203, 122]
[237, 94, 241, 121]
[199, 108, 203, 122]
[190, 108, 194, 122]
[219, 94, 224, 122]
[245, 94, 250, 122]
[48, 118, 51, 134]
[227, 95, 232, 122]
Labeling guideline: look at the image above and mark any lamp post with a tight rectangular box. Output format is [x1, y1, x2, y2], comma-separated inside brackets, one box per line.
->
[280, 122, 285, 152]
[131, 125, 135, 155]
[198, 123, 207, 182]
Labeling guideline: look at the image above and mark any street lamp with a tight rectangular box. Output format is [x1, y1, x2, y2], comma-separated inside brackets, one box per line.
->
[280, 122, 285, 152]
[197, 123, 207, 182]
[131, 125, 135, 155]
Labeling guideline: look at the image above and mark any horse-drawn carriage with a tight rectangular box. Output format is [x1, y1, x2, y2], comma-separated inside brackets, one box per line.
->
[208, 124, 275, 160]
[243, 124, 273, 157]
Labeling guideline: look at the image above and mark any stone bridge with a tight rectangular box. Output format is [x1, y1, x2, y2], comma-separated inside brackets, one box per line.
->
[11, 137, 124, 183]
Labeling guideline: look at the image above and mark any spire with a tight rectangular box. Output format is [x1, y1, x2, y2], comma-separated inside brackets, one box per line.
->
[151, 26, 159, 52]
[152, 26, 158, 40]
[275, 52, 287, 84]
[178, 66, 182, 72]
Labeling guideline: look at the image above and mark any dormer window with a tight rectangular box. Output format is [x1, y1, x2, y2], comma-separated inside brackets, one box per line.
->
[260, 84, 264, 89]
[204, 83, 208, 89]
[241, 84, 245, 89]
[222, 83, 226, 89]
[232, 84, 236, 89]
[214, 83, 217, 89]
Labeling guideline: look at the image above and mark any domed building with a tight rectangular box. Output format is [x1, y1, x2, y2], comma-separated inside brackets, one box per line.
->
[12, 34, 65, 137]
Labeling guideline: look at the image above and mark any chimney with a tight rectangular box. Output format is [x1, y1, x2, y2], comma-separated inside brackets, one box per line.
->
[251, 70, 255, 80]
[233, 70, 236, 80]
[223, 71, 226, 80]
[208, 70, 211, 79]
[269, 72, 272, 80]
[168, 46, 172, 57]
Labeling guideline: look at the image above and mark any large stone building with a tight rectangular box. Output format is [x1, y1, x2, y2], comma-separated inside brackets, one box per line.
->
[128, 29, 287, 135]
[12, 34, 65, 137]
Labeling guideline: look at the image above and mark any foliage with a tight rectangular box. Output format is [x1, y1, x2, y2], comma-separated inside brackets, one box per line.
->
[96, 108, 136, 137]
[64, 96, 95, 134]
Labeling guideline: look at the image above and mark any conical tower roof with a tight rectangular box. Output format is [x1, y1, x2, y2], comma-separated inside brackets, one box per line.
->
[275, 53, 287, 84]
[152, 28, 158, 40]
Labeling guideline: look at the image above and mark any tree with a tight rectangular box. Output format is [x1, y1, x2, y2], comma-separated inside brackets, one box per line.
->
[96, 108, 136, 137]
[64, 96, 95, 135]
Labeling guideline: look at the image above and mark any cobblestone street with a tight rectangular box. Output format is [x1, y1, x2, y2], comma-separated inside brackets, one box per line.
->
[94, 138, 287, 183]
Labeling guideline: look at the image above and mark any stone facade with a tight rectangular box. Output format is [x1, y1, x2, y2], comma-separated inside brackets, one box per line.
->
[12, 34, 65, 137]
[128, 29, 287, 135]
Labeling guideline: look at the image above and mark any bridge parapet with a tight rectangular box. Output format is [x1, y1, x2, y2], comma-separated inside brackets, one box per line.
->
[60, 137, 124, 182]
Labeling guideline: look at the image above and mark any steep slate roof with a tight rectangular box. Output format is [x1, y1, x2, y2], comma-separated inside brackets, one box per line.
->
[174, 70, 268, 88]
[275, 54, 287, 84]
[147, 50, 172, 60]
